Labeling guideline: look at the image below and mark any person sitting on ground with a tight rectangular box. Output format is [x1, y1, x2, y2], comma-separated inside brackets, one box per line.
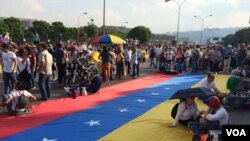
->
[241, 65, 250, 78]
[168, 97, 200, 128]
[0, 82, 36, 115]
[199, 72, 224, 98]
[226, 69, 250, 92]
[82, 66, 103, 95]
[188, 96, 228, 137]
[65, 66, 103, 96]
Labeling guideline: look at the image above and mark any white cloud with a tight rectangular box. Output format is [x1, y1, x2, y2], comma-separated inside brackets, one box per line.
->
[209, 0, 238, 9]
[0, 0, 46, 19]
[105, 9, 125, 26]
[82, 8, 125, 27]
[224, 11, 249, 27]
[131, 4, 147, 17]
[0, 0, 248, 34]
[23, 0, 46, 12]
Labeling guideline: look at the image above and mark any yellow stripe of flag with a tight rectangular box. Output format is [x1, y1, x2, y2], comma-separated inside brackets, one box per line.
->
[99, 74, 230, 141]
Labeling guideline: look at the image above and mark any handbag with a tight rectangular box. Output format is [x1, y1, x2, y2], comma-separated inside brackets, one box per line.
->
[18, 60, 31, 90]
[18, 60, 29, 80]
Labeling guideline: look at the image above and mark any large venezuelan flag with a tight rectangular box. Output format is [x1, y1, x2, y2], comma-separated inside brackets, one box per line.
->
[0, 74, 229, 141]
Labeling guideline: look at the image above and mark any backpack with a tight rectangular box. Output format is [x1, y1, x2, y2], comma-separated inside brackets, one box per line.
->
[18, 61, 31, 90]
[160, 52, 166, 61]
[193, 49, 199, 59]
[171, 103, 180, 119]
[171, 102, 188, 119]
[71, 90, 78, 99]
[150, 49, 155, 58]
[137, 49, 142, 61]
[16, 94, 29, 110]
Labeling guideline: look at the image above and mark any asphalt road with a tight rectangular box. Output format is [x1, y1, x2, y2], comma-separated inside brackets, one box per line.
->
[1, 61, 250, 125]
[0, 61, 157, 103]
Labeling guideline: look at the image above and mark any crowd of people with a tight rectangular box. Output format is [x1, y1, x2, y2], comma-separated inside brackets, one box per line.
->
[1, 32, 250, 141]
[0, 32, 151, 115]
[147, 43, 250, 74]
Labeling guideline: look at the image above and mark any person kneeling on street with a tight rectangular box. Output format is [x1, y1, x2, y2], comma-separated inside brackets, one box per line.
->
[227, 69, 250, 92]
[188, 96, 229, 137]
[0, 82, 37, 115]
[199, 72, 224, 99]
[168, 97, 200, 128]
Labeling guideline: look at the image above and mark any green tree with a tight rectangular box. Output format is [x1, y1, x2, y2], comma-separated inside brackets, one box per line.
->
[127, 26, 151, 44]
[3, 17, 24, 42]
[106, 27, 127, 39]
[65, 27, 78, 42]
[52, 22, 66, 33]
[32, 20, 52, 42]
[223, 27, 250, 45]
[23, 27, 33, 42]
[223, 34, 239, 45]
[235, 27, 250, 43]
[84, 21, 98, 39]
[0, 21, 9, 35]
[78, 27, 87, 42]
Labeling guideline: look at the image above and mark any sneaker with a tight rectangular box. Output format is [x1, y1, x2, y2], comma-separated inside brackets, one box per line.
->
[15, 109, 32, 116]
[30, 87, 37, 90]
[64, 87, 71, 93]
[37, 98, 47, 101]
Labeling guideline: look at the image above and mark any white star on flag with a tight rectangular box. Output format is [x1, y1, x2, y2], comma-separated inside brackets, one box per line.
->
[164, 88, 171, 90]
[137, 99, 146, 103]
[151, 92, 160, 96]
[119, 108, 129, 112]
[42, 137, 57, 141]
[85, 120, 101, 127]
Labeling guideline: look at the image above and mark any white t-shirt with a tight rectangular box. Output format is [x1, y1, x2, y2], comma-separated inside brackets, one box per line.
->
[17, 57, 31, 74]
[4, 35, 9, 43]
[199, 79, 217, 90]
[156, 47, 162, 56]
[166, 50, 173, 61]
[184, 50, 191, 58]
[124, 49, 132, 62]
[204, 50, 209, 59]
[2, 51, 17, 73]
[173, 101, 200, 126]
[206, 107, 229, 126]
[8, 90, 32, 111]
[78, 44, 87, 52]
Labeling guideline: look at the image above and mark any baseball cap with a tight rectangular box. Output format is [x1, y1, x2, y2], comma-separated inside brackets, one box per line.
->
[204, 96, 220, 107]
[91, 66, 99, 73]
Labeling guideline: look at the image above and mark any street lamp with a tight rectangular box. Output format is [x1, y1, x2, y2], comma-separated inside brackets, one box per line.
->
[103, 0, 106, 35]
[194, 14, 212, 45]
[121, 22, 128, 27]
[165, 0, 186, 46]
[78, 12, 88, 42]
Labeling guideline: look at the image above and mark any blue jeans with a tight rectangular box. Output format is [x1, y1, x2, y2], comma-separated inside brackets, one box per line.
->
[3, 72, 16, 95]
[38, 73, 51, 100]
[30, 71, 35, 87]
[188, 120, 221, 136]
[132, 63, 139, 77]
[188, 121, 201, 136]
[6, 102, 15, 114]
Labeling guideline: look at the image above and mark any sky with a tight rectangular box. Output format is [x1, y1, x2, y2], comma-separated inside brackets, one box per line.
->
[0, 0, 249, 33]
